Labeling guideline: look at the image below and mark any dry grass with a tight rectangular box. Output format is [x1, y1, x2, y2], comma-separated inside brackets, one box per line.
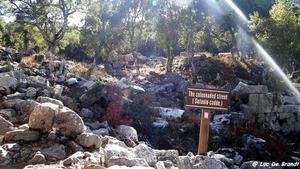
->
[19, 55, 36, 68]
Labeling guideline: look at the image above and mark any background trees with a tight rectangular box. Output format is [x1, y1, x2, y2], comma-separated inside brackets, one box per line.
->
[5, 0, 83, 54]
[0, 0, 299, 70]
[249, 0, 300, 67]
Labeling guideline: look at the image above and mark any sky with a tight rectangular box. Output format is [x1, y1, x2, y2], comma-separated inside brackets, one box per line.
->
[1, 11, 85, 26]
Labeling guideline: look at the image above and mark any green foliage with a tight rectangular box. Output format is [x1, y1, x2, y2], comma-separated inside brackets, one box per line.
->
[250, 0, 300, 66]
[233, 0, 275, 17]
[6, 0, 83, 53]
[1, 0, 299, 69]
[34, 53, 45, 62]
[80, 0, 127, 60]
[87, 83, 104, 97]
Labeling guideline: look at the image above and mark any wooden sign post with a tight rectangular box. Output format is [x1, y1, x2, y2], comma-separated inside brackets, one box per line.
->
[186, 87, 229, 154]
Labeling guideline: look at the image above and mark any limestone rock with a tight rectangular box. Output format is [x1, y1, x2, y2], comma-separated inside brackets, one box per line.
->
[28, 151, 46, 164]
[0, 76, 17, 95]
[26, 87, 37, 99]
[75, 133, 103, 149]
[116, 125, 139, 147]
[36, 96, 64, 109]
[66, 77, 77, 85]
[104, 144, 137, 166]
[79, 108, 94, 118]
[5, 130, 40, 142]
[135, 143, 157, 166]
[26, 76, 48, 88]
[28, 102, 58, 132]
[155, 149, 179, 167]
[192, 156, 227, 169]
[0, 147, 11, 166]
[53, 106, 86, 137]
[41, 144, 66, 160]
[107, 156, 149, 168]
[0, 116, 14, 135]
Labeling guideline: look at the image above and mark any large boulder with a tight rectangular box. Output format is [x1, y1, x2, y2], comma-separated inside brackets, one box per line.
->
[36, 96, 64, 109]
[116, 125, 139, 147]
[28, 102, 58, 133]
[104, 144, 137, 167]
[75, 133, 103, 148]
[20, 100, 40, 124]
[0, 76, 17, 95]
[163, 73, 184, 86]
[53, 106, 86, 137]
[134, 143, 157, 166]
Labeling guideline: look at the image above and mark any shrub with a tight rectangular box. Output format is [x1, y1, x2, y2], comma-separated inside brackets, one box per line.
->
[102, 86, 132, 127]
[127, 91, 160, 127]
[35, 54, 45, 62]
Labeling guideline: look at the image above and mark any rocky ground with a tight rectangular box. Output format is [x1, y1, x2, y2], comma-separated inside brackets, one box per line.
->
[0, 52, 300, 169]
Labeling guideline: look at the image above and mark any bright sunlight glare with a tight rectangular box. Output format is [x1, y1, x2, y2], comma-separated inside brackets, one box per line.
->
[225, 0, 249, 22]
[207, 0, 300, 100]
[173, 0, 193, 8]
[253, 40, 300, 101]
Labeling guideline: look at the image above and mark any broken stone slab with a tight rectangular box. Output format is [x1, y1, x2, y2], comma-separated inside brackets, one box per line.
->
[75, 133, 103, 149]
[40, 144, 66, 160]
[152, 117, 168, 128]
[1, 99, 24, 111]
[234, 82, 268, 98]
[0, 116, 14, 135]
[4, 130, 40, 142]
[66, 77, 77, 85]
[26, 76, 48, 88]
[107, 156, 149, 168]
[155, 107, 184, 120]
[0, 76, 17, 95]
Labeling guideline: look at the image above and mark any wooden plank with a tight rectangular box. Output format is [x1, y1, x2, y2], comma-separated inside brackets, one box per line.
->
[198, 109, 211, 154]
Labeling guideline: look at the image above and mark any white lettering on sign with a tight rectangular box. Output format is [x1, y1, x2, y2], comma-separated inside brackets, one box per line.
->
[204, 112, 209, 119]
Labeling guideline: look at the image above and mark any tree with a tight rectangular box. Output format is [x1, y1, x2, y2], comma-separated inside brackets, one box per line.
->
[178, 1, 204, 57]
[121, 0, 152, 73]
[7, 0, 82, 54]
[156, 0, 180, 73]
[2, 22, 47, 52]
[202, 0, 245, 62]
[233, 0, 275, 18]
[80, 0, 126, 60]
[249, 0, 300, 66]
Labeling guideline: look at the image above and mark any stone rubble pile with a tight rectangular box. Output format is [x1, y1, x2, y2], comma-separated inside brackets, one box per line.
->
[0, 55, 299, 168]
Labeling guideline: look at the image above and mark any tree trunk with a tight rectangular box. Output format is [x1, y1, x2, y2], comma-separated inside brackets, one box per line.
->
[229, 28, 238, 66]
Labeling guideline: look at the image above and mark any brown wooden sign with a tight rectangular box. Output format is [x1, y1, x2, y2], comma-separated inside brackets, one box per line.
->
[186, 87, 229, 111]
[186, 87, 229, 154]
